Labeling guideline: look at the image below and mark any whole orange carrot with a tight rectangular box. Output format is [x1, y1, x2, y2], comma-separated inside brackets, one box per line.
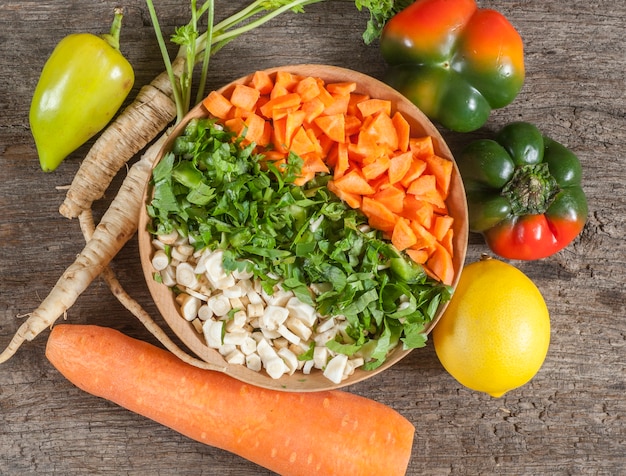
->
[45, 324, 415, 476]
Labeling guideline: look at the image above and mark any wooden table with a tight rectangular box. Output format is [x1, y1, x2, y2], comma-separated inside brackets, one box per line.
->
[1, 1, 624, 474]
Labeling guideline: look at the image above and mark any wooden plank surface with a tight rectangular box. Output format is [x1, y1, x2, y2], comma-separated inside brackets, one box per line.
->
[1, 0, 624, 474]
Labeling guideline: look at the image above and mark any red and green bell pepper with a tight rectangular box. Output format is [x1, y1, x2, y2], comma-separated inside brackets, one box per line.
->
[29, 8, 134, 172]
[379, 0, 525, 132]
[458, 121, 588, 260]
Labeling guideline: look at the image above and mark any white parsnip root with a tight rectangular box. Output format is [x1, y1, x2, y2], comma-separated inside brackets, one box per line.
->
[0, 133, 169, 364]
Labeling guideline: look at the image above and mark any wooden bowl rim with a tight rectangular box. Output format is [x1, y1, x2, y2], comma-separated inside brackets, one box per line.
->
[138, 64, 468, 392]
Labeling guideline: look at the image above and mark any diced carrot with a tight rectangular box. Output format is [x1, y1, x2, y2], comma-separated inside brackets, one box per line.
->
[344, 114, 362, 137]
[424, 154, 454, 198]
[271, 116, 289, 154]
[319, 133, 336, 159]
[224, 117, 246, 138]
[388, 151, 413, 185]
[301, 97, 326, 124]
[441, 228, 454, 258]
[406, 174, 446, 209]
[409, 221, 437, 250]
[432, 215, 454, 242]
[250, 70, 274, 94]
[285, 110, 306, 146]
[327, 180, 362, 209]
[323, 94, 350, 116]
[391, 217, 417, 251]
[372, 185, 405, 214]
[363, 111, 398, 151]
[334, 142, 350, 179]
[400, 158, 427, 189]
[243, 113, 267, 146]
[294, 75, 321, 102]
[270, 82, 290, 99]
[326, 82, 357, 96]
[314, 113, 346, 143]
[302, 153, 330, 174]
[316, 82, 336, 109]
[332, 169, 376, 195]
[409, 136, 435, 159]
[356, 98, 392, 118]
[426, 243, 455, 285]
[405, 248, 429, 264]
[392, 112, 411, 153]
[274, 70, 300, 91]
[290, 126, 318, 156]
[361, 196, 397, 232]
[362, 155, 391, 181]
[229, 84, 261, 112]
[259, 93, 301, 119]
[202, 91, 233, 120]
[348, 92, 370, 116]
[402, 196, 434, 229]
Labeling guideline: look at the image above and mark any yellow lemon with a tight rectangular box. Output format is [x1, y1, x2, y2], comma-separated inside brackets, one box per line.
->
[432, 256, 550, 398]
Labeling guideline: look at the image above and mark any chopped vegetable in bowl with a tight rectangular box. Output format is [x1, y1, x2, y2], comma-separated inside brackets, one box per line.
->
[138, 65, 468, 391]
[146, 117, 451, 383]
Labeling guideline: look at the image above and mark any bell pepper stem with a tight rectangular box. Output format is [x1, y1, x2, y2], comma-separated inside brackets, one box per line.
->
[100, 7, 125, 51]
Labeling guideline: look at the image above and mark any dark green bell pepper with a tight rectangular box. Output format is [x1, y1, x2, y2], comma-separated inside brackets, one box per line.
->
[458, 121, 588, 260]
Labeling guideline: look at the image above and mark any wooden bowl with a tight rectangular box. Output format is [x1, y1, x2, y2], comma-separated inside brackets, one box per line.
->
[138, 65, 468, 391]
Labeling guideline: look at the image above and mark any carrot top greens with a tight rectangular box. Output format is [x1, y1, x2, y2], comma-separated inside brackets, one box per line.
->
[147, 118, 451, 369]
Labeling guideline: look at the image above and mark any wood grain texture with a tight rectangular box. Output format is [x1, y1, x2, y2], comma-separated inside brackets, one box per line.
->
[1, 0, 624, 474]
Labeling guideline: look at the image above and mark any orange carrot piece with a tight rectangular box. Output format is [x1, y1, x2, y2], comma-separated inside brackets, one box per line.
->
[432, 214, 454, 242]
[316, 82, 336, 108]
[302, 97, 326, 124]
[314, 113, 346, 143]
[229, 84, 261, 112]
[333, 169, 376, 195]
[362, 156, 390, 181]
[392, 112, 411, 153]
[409, 136, 435, 159]
[424, 154, 454, 198]
[290, 126, 317, 156]
[344, 114, 362, 137]
[274, 70, 300, 91]
[361, 196, 398, 232]
[285, 110, 307, 146]
[295, 75, 321, 102]
[333, 142, 350, 179]
[406, 174, 446, 209]
[46, 325, 415, 476]
[302, 153, 330, 174]
[224, 117, 246, 137]
[323, 94, 350, 116]
[388, 151, 413, 185]
[250, 70, 274, 94]
[364, 111, 398, 151]
[441, 227, 454, 258]
[400, 158, 427, 189]
[202, 91, 233, 120]
[328, 180, 361, 209]
[391, 217, 417, 251]
[326, 81, 357, 96]
[372, 185, 405, 214]
[426, 243, 455, 285]
[243, 113, 267, 146]
[405, 248, 429, 264]
[356, 98, 392, 118]
[259, 93, 302, 119]
[409, 221, 437, 250]
[270, 82, 290, 99]
[348, 92, 370, 116]
[271, 116, 289, 154]
[402, 196, 434, 229]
